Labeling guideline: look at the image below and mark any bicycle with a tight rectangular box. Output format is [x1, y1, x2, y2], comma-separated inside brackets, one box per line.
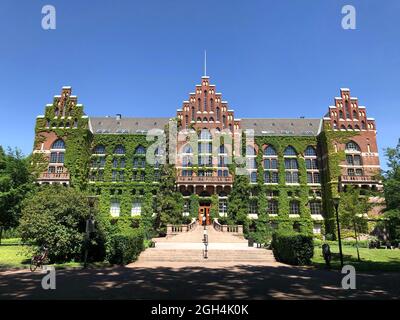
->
[30, 246, 49, 272]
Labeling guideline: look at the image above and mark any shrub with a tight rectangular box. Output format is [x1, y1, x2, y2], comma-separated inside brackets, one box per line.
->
[271, 230, 314, 265]
[107, 228, 144, 265]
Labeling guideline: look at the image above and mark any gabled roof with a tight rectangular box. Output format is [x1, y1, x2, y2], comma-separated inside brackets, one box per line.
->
[240, 118, 322, 136]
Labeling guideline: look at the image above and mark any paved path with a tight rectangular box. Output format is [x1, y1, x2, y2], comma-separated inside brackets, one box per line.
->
[1, 263, 399, 299]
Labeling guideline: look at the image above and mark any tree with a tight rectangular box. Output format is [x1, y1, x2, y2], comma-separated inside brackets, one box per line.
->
[227, 173, 250, 232]
[19, 185, 107, 263]
[0, 147, 34, 244]
[382, 139, 400, 241]
[140, 188, 155, 239]
[339, 186, 370, 261]
[153, 164, 183, 235]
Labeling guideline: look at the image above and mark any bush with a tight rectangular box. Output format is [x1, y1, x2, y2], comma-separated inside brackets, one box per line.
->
[271, 231, 314, 265]
[107, 228, 144, 265]
[19, 185, 107, 263]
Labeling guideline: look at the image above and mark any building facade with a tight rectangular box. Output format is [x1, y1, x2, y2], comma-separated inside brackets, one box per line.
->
[32, 77, 383, 235]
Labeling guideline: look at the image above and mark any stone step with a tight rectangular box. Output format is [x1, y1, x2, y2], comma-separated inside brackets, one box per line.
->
[137, 248, 275, 262]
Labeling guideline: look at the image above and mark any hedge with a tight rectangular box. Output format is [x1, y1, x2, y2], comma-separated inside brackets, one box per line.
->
[107, 228, 145, 265]
[271, 231, 314, 265]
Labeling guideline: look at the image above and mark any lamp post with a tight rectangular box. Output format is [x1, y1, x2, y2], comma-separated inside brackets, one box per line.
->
[332, 197, 344, 268]
[84, 196, 97, 269]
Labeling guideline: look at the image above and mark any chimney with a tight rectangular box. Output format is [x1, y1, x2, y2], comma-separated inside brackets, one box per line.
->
[116, 114, 122, 120]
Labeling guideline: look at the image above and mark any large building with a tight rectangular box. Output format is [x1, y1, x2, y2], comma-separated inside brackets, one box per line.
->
[32, 76, 383, 235]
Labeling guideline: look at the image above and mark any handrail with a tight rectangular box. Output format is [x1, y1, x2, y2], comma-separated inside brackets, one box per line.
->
[212, 219, 243, 234]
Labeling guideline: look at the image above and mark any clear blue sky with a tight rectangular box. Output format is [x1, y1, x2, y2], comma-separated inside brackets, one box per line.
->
[0, 0, 399, 169]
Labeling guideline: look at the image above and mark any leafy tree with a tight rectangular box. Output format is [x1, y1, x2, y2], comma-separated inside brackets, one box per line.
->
[0, 147, 34, 244]
[140, 188, 155, 239]
[382, 139, 400, 241]
[227, 173, 250, 231]
[19, 185, 107, 263]
[339, 186, 370, 261]
[154, 164, 183, 235]
[210, 194, 219, 221]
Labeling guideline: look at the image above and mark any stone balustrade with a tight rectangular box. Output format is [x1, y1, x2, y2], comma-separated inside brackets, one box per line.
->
[213, 219, 243, 235]
[166, 219, 198, 236]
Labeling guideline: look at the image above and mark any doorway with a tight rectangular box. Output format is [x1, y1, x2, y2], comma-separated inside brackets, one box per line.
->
[198, 206, 211, 225]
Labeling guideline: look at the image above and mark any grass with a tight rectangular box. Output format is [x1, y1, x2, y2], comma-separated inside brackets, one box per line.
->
[0, 238, 110, 270]
[312, 244, 400, 272]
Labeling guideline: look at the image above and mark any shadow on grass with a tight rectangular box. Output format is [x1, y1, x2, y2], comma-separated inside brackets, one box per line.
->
[0, 263, 399, 300]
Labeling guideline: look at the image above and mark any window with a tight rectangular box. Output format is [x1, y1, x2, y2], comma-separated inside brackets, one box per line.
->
[264, 146, 277, 156]
[219, 144, 226, 154]
[191, 107, 195, 121]
[285, 171, 299, 183]
[52, 139, 65, 149]
[49, 152, 64, 163]
[113, 158, 118, 168]
[264, 158, 278, 169]
[346, 141, 360, 152]
[183, 144, 193, 154]
[135, 146, 146, 155]
[199, 129, 212, 140]
[264, 171, 279, 183]
[346, 155, 354, 165]
[304, 146, 316, 156]
[347, 168, 355, 176]
[110, 200, 120, 217]
[284, 158, 298, 169]
[154, 171, 160, 181]
[94, 145, 105, 154]
[283, 146, 297, 156]
[249, 200, 258, 214]
[48, 166, 55, 173]
[114, 145, 125, 154]
[309, 201, 322, 215]
[307, 172, 320, 184]
[250, 171, 257, 183]
[356, 168, 363, 176]
[112, 170, 118, 181]
[216, 107, 220, 121]
[219, 199, 228, 215]
[267, 200, 279, 215]
[305, 159, 318, 169]
[131, 201, 142, 216]
[290, 201, 300, 215]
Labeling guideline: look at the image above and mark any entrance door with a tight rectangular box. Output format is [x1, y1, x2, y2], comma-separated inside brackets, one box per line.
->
[198, 206, 211, 225]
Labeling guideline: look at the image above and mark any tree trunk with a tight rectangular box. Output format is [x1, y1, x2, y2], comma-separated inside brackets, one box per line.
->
[0, 226, 3, 245]
[353, 220, 361, 262]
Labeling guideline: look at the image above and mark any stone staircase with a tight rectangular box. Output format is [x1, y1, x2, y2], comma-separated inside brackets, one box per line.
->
[136, 224, 276, 263]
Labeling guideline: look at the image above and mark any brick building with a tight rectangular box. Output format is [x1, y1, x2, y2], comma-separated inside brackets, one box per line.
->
[32, 76, 383, 235]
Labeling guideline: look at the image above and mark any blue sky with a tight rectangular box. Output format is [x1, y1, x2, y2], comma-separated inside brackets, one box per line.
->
[0, 0, 399, 169]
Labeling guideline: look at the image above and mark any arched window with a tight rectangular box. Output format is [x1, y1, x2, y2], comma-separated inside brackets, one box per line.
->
[339, 110, 344, 119]
[203, 117, 208, 122]
[191, 107, 195, 121]
[52, 139, 65, 149]
[346, 141, 360, 152]
[197, 98, 201, 111]
[347, 124, 353, 130]
[94, 145, 105, 154]
[250, 171, 257, 183]
[264, 146, 277, 156]
[222, 115, 226, 126]
[340, 125, 346, 130]
[114, 145, 125, 154]
[135, 146, 146, 155]
[209, 117, 214, 122]
[182, 144, 193, 154]
[283, 146, 297, 156]
[353, 110, 358, 119]
[210, 98, 214, 110]
[216, 107, 220, 121]
[354, 124, 360, 130]
[304, 146, 317, 156]
[204, 90, 207, 111]
[361, 121, 366, 129]
[197, 117, 202, 122]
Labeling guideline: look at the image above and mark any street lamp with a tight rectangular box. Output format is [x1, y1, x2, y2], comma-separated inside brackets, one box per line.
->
[83, 196, 97, 268]
[332, 197, 344, 268]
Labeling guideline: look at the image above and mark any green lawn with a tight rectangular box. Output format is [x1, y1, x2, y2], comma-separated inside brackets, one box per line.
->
[0, 238, 110, 269]
[312, 244, 400, 272]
